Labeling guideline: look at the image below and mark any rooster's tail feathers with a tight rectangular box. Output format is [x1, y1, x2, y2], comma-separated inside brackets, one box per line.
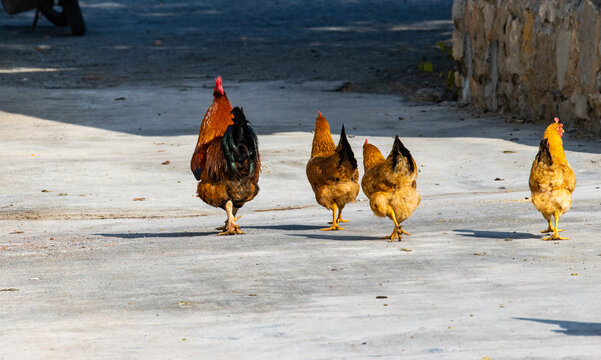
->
[222, 108, 259, 178]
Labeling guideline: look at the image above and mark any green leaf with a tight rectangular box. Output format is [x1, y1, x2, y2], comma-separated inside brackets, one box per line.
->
[422, 61, 433, 73]
[436, 41, 446, 54]
[446, 71, 455, 90]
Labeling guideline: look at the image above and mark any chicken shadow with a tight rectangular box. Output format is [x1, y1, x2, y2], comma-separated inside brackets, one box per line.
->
[289, 233, 383, 242]
[244, 224, 324, 231]
[515, 318, 601, 336]
[453, 229, 539, 240]
[95, 231, 214, 239]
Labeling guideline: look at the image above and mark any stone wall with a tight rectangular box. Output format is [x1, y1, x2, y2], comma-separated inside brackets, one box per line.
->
[453, 0, 601, 136]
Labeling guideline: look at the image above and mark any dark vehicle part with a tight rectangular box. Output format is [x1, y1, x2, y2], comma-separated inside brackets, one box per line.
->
[1, 0, 85, 36]
[60, 0, 85, 35]
[1, 0, 37, 14]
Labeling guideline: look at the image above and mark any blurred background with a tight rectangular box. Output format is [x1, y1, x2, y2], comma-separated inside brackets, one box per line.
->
[0, 0, 455, 100]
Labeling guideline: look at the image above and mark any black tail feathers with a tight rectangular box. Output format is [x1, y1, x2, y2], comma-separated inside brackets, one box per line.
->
[222, 107, 259, 177]
[231, 106, 247, 124]
[391, 135, 415, 172]
[337, 124, 358, 169]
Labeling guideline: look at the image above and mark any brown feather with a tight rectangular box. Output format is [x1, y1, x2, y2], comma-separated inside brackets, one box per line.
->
[191, 94, 233, 179]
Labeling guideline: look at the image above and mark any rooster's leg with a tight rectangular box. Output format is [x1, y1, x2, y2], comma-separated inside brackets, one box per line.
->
[219, 200, 244, 235]
[216, 209, 241, 231]
[216, 218, 241, 230]
[543, 212, 568, 240]
[321, 204, 344, 231]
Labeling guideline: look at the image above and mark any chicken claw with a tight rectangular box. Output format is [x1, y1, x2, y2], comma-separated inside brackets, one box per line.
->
[322, 204, 344, 230]
[383, 209, 410, 241]
[322, 224, 344, 231]
[542, 214, 568, 240]
[385, 226, 410, 241]
[385, 228, 400, 241]
[328, 208, 350, 224]
[219, 226, 244, 236]
[219, 201, 245, 235]
[216, 217, 240, 231]
[543, 234, 569, 241]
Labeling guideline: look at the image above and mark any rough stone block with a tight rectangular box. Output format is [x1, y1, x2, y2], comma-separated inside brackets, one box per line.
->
[453, 0, 601, 136]
[556, 29, 572, 90]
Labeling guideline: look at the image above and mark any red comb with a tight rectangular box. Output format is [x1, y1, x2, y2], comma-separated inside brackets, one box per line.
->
[364, 139, 368, 145]
[318, 111, 322, 117]
[554, 117, 560, 123]
[215, 75, 222, 87]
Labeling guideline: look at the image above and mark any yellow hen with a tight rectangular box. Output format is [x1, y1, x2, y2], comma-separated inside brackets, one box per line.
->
[529, 117, 576, 240]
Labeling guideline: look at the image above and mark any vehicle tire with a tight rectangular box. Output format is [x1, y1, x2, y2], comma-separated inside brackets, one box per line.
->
[39, 0, 68, 27]
[62, 0, 86, 36]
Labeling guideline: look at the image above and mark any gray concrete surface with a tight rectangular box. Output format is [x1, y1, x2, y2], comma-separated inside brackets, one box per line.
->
[2, 80, 601, 359]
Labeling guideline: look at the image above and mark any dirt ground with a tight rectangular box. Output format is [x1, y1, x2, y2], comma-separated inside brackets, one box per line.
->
[0, 0, 454, 99]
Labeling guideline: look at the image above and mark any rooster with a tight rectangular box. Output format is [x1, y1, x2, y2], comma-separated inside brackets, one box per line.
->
[306, 111, 359, 231]
[529, 117, 576, 240]
[361, 136, 420, 241]
[191, 77, 260, 235]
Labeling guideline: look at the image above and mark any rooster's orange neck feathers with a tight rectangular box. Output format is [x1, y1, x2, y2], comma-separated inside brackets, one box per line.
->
[362, 143, 385, 171]
[311, 114, 336, 158]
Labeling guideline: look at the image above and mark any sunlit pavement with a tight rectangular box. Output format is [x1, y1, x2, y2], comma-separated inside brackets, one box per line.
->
[1, 81, 601, 358]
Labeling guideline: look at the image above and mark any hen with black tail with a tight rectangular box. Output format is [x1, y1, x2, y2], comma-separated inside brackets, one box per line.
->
[361, 136, 420, 241]
[306, 111, 360, 231]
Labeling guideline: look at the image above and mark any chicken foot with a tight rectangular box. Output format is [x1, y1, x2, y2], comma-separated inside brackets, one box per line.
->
[543, 212, 568, 240]
[216, 215, 241, 231]
[384, 208, 410, 241]
[328, 207, 350, 224]
[540, 217, 563, 233]
[219, 201, 244, 235]
[322, 204, 344, 231]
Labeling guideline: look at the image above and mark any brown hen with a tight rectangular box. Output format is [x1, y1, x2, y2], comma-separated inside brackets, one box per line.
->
[306, 111, 359, 231]
[361, 136, 420, 241]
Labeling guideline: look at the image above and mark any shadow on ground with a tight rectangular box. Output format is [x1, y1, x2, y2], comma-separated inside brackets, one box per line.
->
[95, 231, 214, 238]
[453, 229, 539, 240]
[289, 233, 383, 241]
[515, 318, 601, 336]
[245, 224, 325, 231]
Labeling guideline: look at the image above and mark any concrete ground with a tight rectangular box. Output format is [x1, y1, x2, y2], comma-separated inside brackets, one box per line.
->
[2, 0, 601, 358]
[1, 80, 601, 359]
